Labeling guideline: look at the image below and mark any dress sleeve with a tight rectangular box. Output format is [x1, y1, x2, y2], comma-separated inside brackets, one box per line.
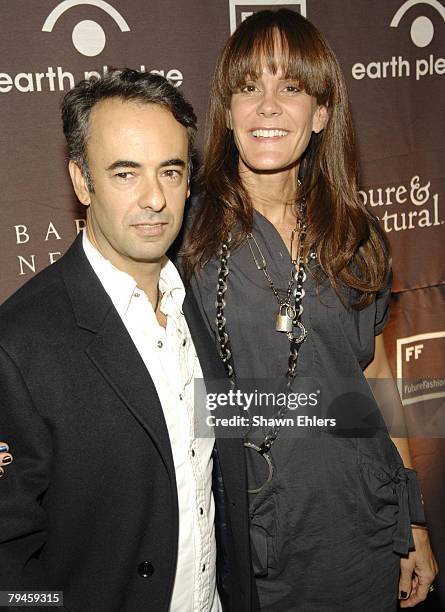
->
[374, 270, 392, 336]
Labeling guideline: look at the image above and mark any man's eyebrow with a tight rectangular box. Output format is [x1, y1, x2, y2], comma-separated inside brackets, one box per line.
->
[106, 158, 187, 171]
[106, 160, 142, 171]
[159, 158, 186, 169]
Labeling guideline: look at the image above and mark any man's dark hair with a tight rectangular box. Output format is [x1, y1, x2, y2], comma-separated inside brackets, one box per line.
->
[61, 68, 197, 191]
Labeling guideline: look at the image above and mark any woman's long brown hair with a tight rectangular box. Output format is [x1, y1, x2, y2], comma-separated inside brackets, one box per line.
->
[182, 9, 389, 308]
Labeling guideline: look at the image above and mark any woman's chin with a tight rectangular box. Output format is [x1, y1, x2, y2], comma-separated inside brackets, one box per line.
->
[242, 157, 298, 175]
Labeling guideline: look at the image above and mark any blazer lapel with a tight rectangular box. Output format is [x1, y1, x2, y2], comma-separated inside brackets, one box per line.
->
[59, 235, 176, 483]
[85, 309, 176, 482]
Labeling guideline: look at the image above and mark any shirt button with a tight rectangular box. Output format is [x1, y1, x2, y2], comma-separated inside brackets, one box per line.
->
[182, 338, 187, 347]
[137, 561, 154, 578]
[202, 564, 206, 572]
[191, 448, 195, 457]
[157, 340, 163, 348]
[199, 507, 204, 516]
[133, 292, 140, 298]
[179, 393, 183, 401]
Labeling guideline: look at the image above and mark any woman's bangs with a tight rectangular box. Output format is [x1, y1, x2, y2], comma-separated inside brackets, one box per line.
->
[224, 24, 330, 102]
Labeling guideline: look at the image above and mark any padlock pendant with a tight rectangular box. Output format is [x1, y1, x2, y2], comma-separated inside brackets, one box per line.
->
[276, 304, 294, 333]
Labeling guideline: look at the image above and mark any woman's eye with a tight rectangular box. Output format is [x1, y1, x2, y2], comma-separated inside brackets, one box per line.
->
[240, 84, 258, 93]
[283, 84, 300, 93]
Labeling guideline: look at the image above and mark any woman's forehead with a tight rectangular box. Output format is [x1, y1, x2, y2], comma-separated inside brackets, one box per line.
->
[244, 65, 297, 80]
[230, 59, 302, 88]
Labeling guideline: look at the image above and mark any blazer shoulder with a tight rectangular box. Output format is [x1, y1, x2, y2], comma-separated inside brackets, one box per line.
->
[1, 261, 62, 310]
[0, 258, 70, 343]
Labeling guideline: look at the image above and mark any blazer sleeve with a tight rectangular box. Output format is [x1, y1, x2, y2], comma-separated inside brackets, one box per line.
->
[0, 345, 53, 590]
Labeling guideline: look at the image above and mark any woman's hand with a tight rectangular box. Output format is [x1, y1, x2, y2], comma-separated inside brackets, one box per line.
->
[0, 442, 13, 477]
[399, 527, 439, 607]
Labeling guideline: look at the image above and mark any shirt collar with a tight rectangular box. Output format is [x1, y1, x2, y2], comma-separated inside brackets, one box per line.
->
[82, 230, 185, 318]
[159, 259, 186, 316]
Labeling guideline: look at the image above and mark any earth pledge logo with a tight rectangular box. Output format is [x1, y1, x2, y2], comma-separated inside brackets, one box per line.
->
[42, 0, 131, 57]
[352, 0, 445, 80]
[0, 1, 184, 94]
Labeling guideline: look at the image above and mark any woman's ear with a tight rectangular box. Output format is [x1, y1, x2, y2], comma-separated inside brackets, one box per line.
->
[312, 105, 328, 134]
[226, 109, 233, 130]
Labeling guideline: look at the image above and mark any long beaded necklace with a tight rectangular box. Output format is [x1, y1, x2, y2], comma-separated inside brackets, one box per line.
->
[215, 201, 313, 493]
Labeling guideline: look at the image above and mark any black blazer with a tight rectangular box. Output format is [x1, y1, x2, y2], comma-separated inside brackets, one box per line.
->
[0, 235, 258, 612]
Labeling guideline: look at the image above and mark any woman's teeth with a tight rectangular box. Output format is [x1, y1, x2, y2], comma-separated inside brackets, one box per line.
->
[251, 129, 288, 138]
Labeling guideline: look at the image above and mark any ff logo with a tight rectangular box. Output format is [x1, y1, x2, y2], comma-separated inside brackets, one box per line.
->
[229, 0, 306, 33]
[42, 0, 130, 57]
[396, 331, 445, 405]
[390, 0, 445, 48]
[405, 344, 424, 361]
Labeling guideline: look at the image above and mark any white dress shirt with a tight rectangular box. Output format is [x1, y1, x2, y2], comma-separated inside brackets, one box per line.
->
[82, 232, 220, 612]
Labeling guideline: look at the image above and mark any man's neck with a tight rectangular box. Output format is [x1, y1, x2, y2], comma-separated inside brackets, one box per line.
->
[85, 227, 163, 312]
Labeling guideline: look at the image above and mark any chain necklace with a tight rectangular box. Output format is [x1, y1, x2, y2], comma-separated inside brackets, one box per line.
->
[247, 215, 307, 343]
[215, 202, 313, 493]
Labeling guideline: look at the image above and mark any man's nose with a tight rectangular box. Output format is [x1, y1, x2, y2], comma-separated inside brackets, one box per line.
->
[256, 91, 282, 118]
[137, 178, 166, 211]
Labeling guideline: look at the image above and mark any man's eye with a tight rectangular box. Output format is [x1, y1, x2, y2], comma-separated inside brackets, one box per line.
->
[115, 172, 134, 180]
[163, 169, 182, 180]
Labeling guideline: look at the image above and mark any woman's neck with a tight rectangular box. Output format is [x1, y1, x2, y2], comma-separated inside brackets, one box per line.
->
[240, 162, 299, 228]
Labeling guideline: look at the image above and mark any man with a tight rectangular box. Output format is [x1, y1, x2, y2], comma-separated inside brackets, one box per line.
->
[0, 70, 256, 611]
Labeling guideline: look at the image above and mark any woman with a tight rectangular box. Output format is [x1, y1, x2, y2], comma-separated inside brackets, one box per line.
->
[183, 9, 437, 611]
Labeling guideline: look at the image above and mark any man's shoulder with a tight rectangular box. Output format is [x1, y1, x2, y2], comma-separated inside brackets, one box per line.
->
[1, 261, 62, 315]
[0, 239, 81, 341]
[0, 270, 64, 346]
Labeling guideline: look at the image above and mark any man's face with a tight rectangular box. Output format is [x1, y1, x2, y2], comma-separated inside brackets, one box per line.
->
[70, 98, 190, 275]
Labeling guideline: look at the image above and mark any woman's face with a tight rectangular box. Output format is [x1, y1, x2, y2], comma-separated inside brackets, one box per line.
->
[228, 68, 327, 175]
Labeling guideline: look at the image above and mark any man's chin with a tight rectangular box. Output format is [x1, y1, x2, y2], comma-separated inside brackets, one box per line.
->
[126, 229, 180, 264]
[130, 251, 169, 265]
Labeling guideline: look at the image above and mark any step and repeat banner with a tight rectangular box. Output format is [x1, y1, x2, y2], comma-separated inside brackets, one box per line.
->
[1, 0, 444, 604]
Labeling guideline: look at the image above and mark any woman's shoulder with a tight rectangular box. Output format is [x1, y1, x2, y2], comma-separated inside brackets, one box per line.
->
[184, 191, 206, 228]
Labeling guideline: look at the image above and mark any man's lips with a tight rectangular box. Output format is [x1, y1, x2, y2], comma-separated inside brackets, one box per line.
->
[130, 222, 168, 236]
[131, 222, 168, 227]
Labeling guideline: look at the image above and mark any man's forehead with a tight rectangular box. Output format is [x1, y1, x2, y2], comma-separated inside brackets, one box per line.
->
[88, 98, 185, 136]
[86, 98, 188, 162]
[90, 97, 169, 127]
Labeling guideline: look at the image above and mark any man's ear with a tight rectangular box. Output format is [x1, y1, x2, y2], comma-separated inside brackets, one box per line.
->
[68, 160, 91, 206]
[312, 105, 328, 134]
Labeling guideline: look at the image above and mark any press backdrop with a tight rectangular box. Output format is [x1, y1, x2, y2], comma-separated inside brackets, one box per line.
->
[1, 1, 444, 606]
